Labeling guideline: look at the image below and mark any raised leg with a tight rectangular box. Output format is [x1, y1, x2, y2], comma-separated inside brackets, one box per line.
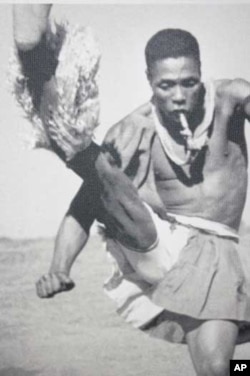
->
[67, 144, 158, 252]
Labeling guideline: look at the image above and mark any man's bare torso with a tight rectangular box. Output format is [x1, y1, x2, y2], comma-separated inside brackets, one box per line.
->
[151, 80, 248, 230]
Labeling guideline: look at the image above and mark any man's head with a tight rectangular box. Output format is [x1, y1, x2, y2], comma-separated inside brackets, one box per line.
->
[145, 29, 203, 126]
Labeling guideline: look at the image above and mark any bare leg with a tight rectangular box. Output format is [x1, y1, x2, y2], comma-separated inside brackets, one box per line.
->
[67, 144, 158, 252]
[186, 320, 238, 376]
[96, 153, 158, 250]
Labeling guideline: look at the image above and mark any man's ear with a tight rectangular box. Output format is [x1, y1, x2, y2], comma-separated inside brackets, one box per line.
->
[146, 69, 152, 84]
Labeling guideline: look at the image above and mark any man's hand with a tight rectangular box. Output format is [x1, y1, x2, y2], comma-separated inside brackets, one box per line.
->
[13, 4, 52, 51]
[36, 272, 75, 298]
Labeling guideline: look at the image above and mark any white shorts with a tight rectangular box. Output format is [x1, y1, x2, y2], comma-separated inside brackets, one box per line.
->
[103, 205, 191, 328]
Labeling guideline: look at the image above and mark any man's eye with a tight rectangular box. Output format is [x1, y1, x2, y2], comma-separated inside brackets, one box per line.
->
[158, 82, 174, 90]
[182, 79, 198, 88]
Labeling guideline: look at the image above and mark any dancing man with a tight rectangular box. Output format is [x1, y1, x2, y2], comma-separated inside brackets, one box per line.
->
[13, 4, 250, 376]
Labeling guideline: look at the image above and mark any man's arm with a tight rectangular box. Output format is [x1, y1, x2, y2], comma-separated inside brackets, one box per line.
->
[36, 216, 86, 298]
[217, 79, 250, 120]
[36, 183, 96, 298]
[13, 4, 58, 112]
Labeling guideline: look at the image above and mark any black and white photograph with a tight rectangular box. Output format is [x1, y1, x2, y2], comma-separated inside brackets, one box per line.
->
[1, 1, 250, 375]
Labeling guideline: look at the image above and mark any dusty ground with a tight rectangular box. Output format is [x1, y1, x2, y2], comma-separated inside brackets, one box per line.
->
[0, 235, 249, 376]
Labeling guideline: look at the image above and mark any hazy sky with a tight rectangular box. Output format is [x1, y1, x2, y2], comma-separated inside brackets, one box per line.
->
[1, 2, 250, 238]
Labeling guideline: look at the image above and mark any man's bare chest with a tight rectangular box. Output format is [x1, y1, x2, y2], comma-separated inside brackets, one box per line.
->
[152, 118, 247, 185]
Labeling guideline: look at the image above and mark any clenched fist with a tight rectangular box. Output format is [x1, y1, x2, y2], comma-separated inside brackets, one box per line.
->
[36, 272, 75, 298]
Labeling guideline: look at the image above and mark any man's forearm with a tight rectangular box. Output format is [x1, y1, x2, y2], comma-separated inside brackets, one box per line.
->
[36, 198, 94, 298]
[49, 215, 89, 276]
[13, 4, 52, 51]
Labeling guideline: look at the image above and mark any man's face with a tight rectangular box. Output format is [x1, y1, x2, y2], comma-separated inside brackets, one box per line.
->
[148, 56, 202, 125]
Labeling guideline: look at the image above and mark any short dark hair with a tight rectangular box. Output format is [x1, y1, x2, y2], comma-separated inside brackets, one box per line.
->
[145, 29, 201, 72]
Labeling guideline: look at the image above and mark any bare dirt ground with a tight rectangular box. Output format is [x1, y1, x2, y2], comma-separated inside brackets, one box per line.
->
[0, 235, 249, 376]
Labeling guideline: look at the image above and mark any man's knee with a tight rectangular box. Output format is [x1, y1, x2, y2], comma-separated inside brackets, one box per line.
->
[116, 219, 157, 253]
[187, 323, 236, 376]
[197, 350, 230, 376]
[210, 357, 229, 376]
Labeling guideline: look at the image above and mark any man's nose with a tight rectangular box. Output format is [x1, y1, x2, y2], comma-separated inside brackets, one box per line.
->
[172, 85, 185, 104]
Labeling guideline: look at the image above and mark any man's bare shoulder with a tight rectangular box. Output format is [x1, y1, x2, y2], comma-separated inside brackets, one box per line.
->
[214, 78, 250, 105]
[115, 102, 152, 127]
[104, 102, 153, 141]
[102, 102, 155, 170]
